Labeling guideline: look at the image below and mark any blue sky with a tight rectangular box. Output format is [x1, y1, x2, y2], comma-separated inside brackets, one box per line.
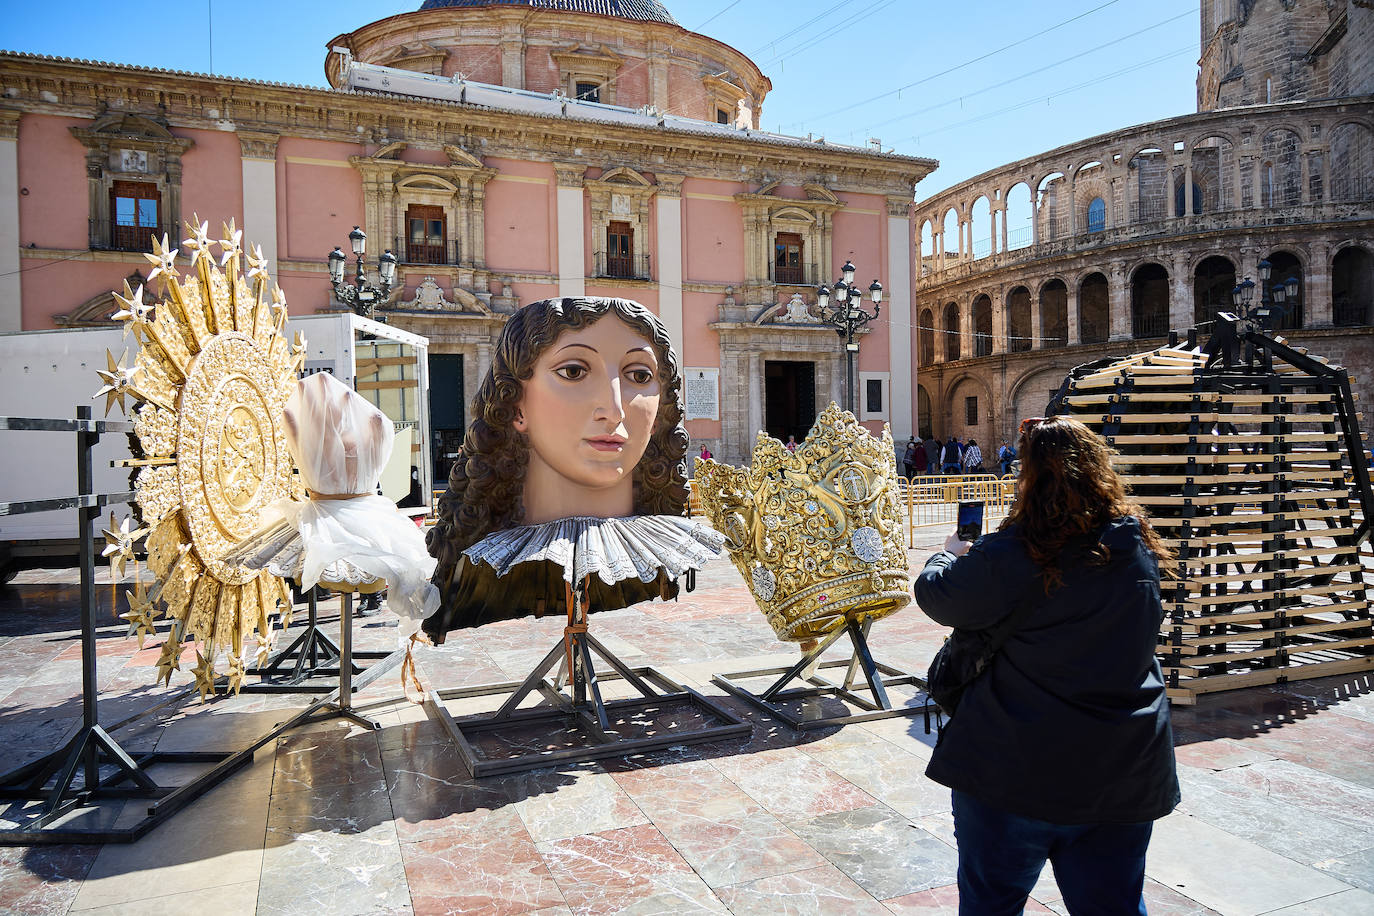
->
[1, 0, 1201, 196]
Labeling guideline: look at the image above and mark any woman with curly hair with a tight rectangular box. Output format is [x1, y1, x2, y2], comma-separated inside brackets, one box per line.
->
[913, 415, 1179, 915]
[423, 296, 693, 640]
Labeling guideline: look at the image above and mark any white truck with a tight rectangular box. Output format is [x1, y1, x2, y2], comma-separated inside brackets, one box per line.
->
[0, 312, 431, 582]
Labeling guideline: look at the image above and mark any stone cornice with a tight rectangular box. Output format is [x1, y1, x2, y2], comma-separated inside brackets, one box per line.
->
[553, 161, 587, 188]
[0, 52, 931, 198]
[0, 108, 19, 139]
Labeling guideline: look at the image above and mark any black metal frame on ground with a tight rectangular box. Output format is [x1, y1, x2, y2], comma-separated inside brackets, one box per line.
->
[0, 408, 403, 844]
[243, 588, 390, 693]
[426, 577, 750, 778]
[712, 617, 935, 731]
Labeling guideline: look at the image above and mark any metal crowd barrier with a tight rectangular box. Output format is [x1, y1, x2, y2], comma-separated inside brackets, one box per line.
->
[895, 474, 1017, 546]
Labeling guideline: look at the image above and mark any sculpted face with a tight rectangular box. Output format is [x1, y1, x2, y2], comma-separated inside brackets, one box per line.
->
[514, 315, 662, 524]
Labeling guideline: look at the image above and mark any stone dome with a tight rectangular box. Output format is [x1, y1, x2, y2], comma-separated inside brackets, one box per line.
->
[416, 0, 678, 26]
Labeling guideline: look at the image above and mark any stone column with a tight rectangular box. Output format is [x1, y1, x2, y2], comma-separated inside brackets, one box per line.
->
[886, 195, 914, 437]
[991, 288, 1007, 356]
[999, 205, 1009, 253]
[1184, 160, 1194, 218]
[554, 162, 586, 298]
[962, 299, 975, 361]
[500, 23, 525, 89]
[0, 111, 19, 331]
[1066, 172, 1078, 237]
[747, 350, 764, 456]
[1066, 281, 1081, 346]
[1030, 286, 1042, 350]
[1169, 251, 1192, 333]
[655, 175, 684, 356]
[1108, 261, 1132, 341]
[1305, 240, 1332, 327]
[238, 130, 279, 267]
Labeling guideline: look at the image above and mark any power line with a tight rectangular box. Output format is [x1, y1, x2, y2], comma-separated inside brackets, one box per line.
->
[797, 0, 1128, 125]
[860, 7, 1195, 136]
[902, 45, 1195, 145]
[750, 0, 860, 57]
[693, 0, 744, 31]
[758, 0, 902, 71]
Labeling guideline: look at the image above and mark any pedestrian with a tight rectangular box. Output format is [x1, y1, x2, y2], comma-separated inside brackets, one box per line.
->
[962, 438, 983, 473]
[941, 436, 962, 474]
[997, 441, 1016, 477]
[699, 444, 713, 461]
[924, 435, 941, 475]
[913, 415, 1179, 913]
[785, 435, 798, 453]
[903, 436, 919, 479]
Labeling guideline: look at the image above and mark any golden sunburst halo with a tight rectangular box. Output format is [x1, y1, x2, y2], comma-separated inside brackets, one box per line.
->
[106, 214, 300, 698]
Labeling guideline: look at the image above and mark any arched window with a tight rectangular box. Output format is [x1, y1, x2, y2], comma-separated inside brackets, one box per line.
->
[1007, 287, 1032, 352]
[1086, 198, 1106, 233]
[973, 295, 993, 357]
[1080, 273, 1109, 344]
[918, 309, 935, 366]
[943, 301, 961, 361]
[1131, 263, 1170, 338]
[1333, 246, 1374, 326]
[1040, 280, 1068, 348]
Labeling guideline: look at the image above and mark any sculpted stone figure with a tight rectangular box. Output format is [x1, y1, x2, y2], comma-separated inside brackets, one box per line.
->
[424, 296, 695, 639]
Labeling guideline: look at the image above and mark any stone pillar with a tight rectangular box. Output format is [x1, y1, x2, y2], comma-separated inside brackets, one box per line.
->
[500, 24, 525, 89]
[1306, 240, 1332, 327]
[0, 111, 19, 331]
[1030, 184, 1040, 246]
[1030, 287, 1043, 351]
[1066, 172, 1078, 237]
[238, 130, 279, 268]
[991, 288, 1007, 356]
[962, 299, 975, 361]
[1108, 261, 1132, 341]
[1066, 281, 1081, 346]
[747, 350, 763, 454]
[1169, 251, 1192, 333]
[648, 51, 669, 111]
[655, 175, 684, 356]
[999, 205, 1009, 253]
[554, 162, 585, 298]
[1184, 161, 1194, 218]
[886, 195, 914, 437]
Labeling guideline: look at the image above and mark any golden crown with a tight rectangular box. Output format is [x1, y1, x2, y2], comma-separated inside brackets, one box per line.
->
[694, 403, 911, 642]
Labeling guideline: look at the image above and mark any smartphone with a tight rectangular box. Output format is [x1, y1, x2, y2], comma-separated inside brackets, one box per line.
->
[957, 501, 985, 543]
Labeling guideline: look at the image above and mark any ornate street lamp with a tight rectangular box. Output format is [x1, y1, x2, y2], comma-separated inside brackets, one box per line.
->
[327, 226, 397, 319]
[816, 260, 882, 414]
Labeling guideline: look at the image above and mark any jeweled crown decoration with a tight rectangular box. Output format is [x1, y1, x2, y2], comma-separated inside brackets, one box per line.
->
[694, 403, 911, 642]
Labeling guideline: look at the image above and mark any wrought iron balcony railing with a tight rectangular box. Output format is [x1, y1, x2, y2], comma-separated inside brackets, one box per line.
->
[593, 251, 652, 280]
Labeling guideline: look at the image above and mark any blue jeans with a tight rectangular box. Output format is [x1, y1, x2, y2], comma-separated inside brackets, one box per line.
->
[951, 790, 1151, 916]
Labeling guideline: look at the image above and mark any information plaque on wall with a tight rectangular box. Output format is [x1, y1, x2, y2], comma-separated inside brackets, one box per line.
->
[684, 368, 720, 421]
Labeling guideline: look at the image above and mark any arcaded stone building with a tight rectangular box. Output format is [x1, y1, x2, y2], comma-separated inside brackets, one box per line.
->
[914, 0, 1374, 450]
[0, 0, 935, 473]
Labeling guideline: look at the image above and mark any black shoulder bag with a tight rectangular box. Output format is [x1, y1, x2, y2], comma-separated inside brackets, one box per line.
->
[925, 592, 1037, 727]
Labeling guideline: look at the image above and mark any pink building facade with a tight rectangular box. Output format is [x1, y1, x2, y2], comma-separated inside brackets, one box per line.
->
[0, 0, 935, 474]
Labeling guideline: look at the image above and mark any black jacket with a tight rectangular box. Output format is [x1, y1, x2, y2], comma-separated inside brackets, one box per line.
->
[914, 517, 1179, 825]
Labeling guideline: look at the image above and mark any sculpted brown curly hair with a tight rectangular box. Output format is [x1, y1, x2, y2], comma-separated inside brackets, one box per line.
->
[425, 297, 689, 580]
[1001, 415, 1173, 592]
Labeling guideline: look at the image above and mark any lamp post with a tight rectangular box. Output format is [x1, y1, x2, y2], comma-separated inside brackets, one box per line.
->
[816, 260, 882, 415]
[1229, 265, 1300, 369]
[327, 226, 397, 320]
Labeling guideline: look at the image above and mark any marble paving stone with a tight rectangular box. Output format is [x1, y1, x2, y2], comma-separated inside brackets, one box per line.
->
[68, 879, 259, 915]
[1044, 878, 1221, 916]
[259, 821, 409, 916]
[267, 776, 396, 835]
[271, 729, 385, 795]
[800, 734, 948, 819]
[401, 827, 566, 916]
[1175, 762, 1374, 865]
[649, 806, 826, 888]
[1313, 845, 1374, 893]
[1173, 736, 1278, 771]
[510, 765, 648, 843]
[855, 715, 939, 762]
[536, 823, 726, 915]
[0, 844, 99, 916]
[792, 805, 959, 901]
[611, 757, 763, 823]
[1233, 711, 1374, 790]
[706, 747, 880, 825]
[715, 863, 890, 915]
[1211, 757, 1374, 827]
[1260, 888, 1374, 915]
[883, 883, 1055, 914]
[70, 755, 273, 910]
[1146, 813, 1353, 916]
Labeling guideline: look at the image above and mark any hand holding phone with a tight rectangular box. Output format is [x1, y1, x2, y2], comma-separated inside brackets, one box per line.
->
[957, 501, 985, 543]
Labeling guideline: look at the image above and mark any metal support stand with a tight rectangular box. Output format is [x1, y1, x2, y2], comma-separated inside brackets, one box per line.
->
[243, 589, 389, 693]
[426, 576, 749, 777]
[0, 410, 402, 844]
[712, 617, 934, 731]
